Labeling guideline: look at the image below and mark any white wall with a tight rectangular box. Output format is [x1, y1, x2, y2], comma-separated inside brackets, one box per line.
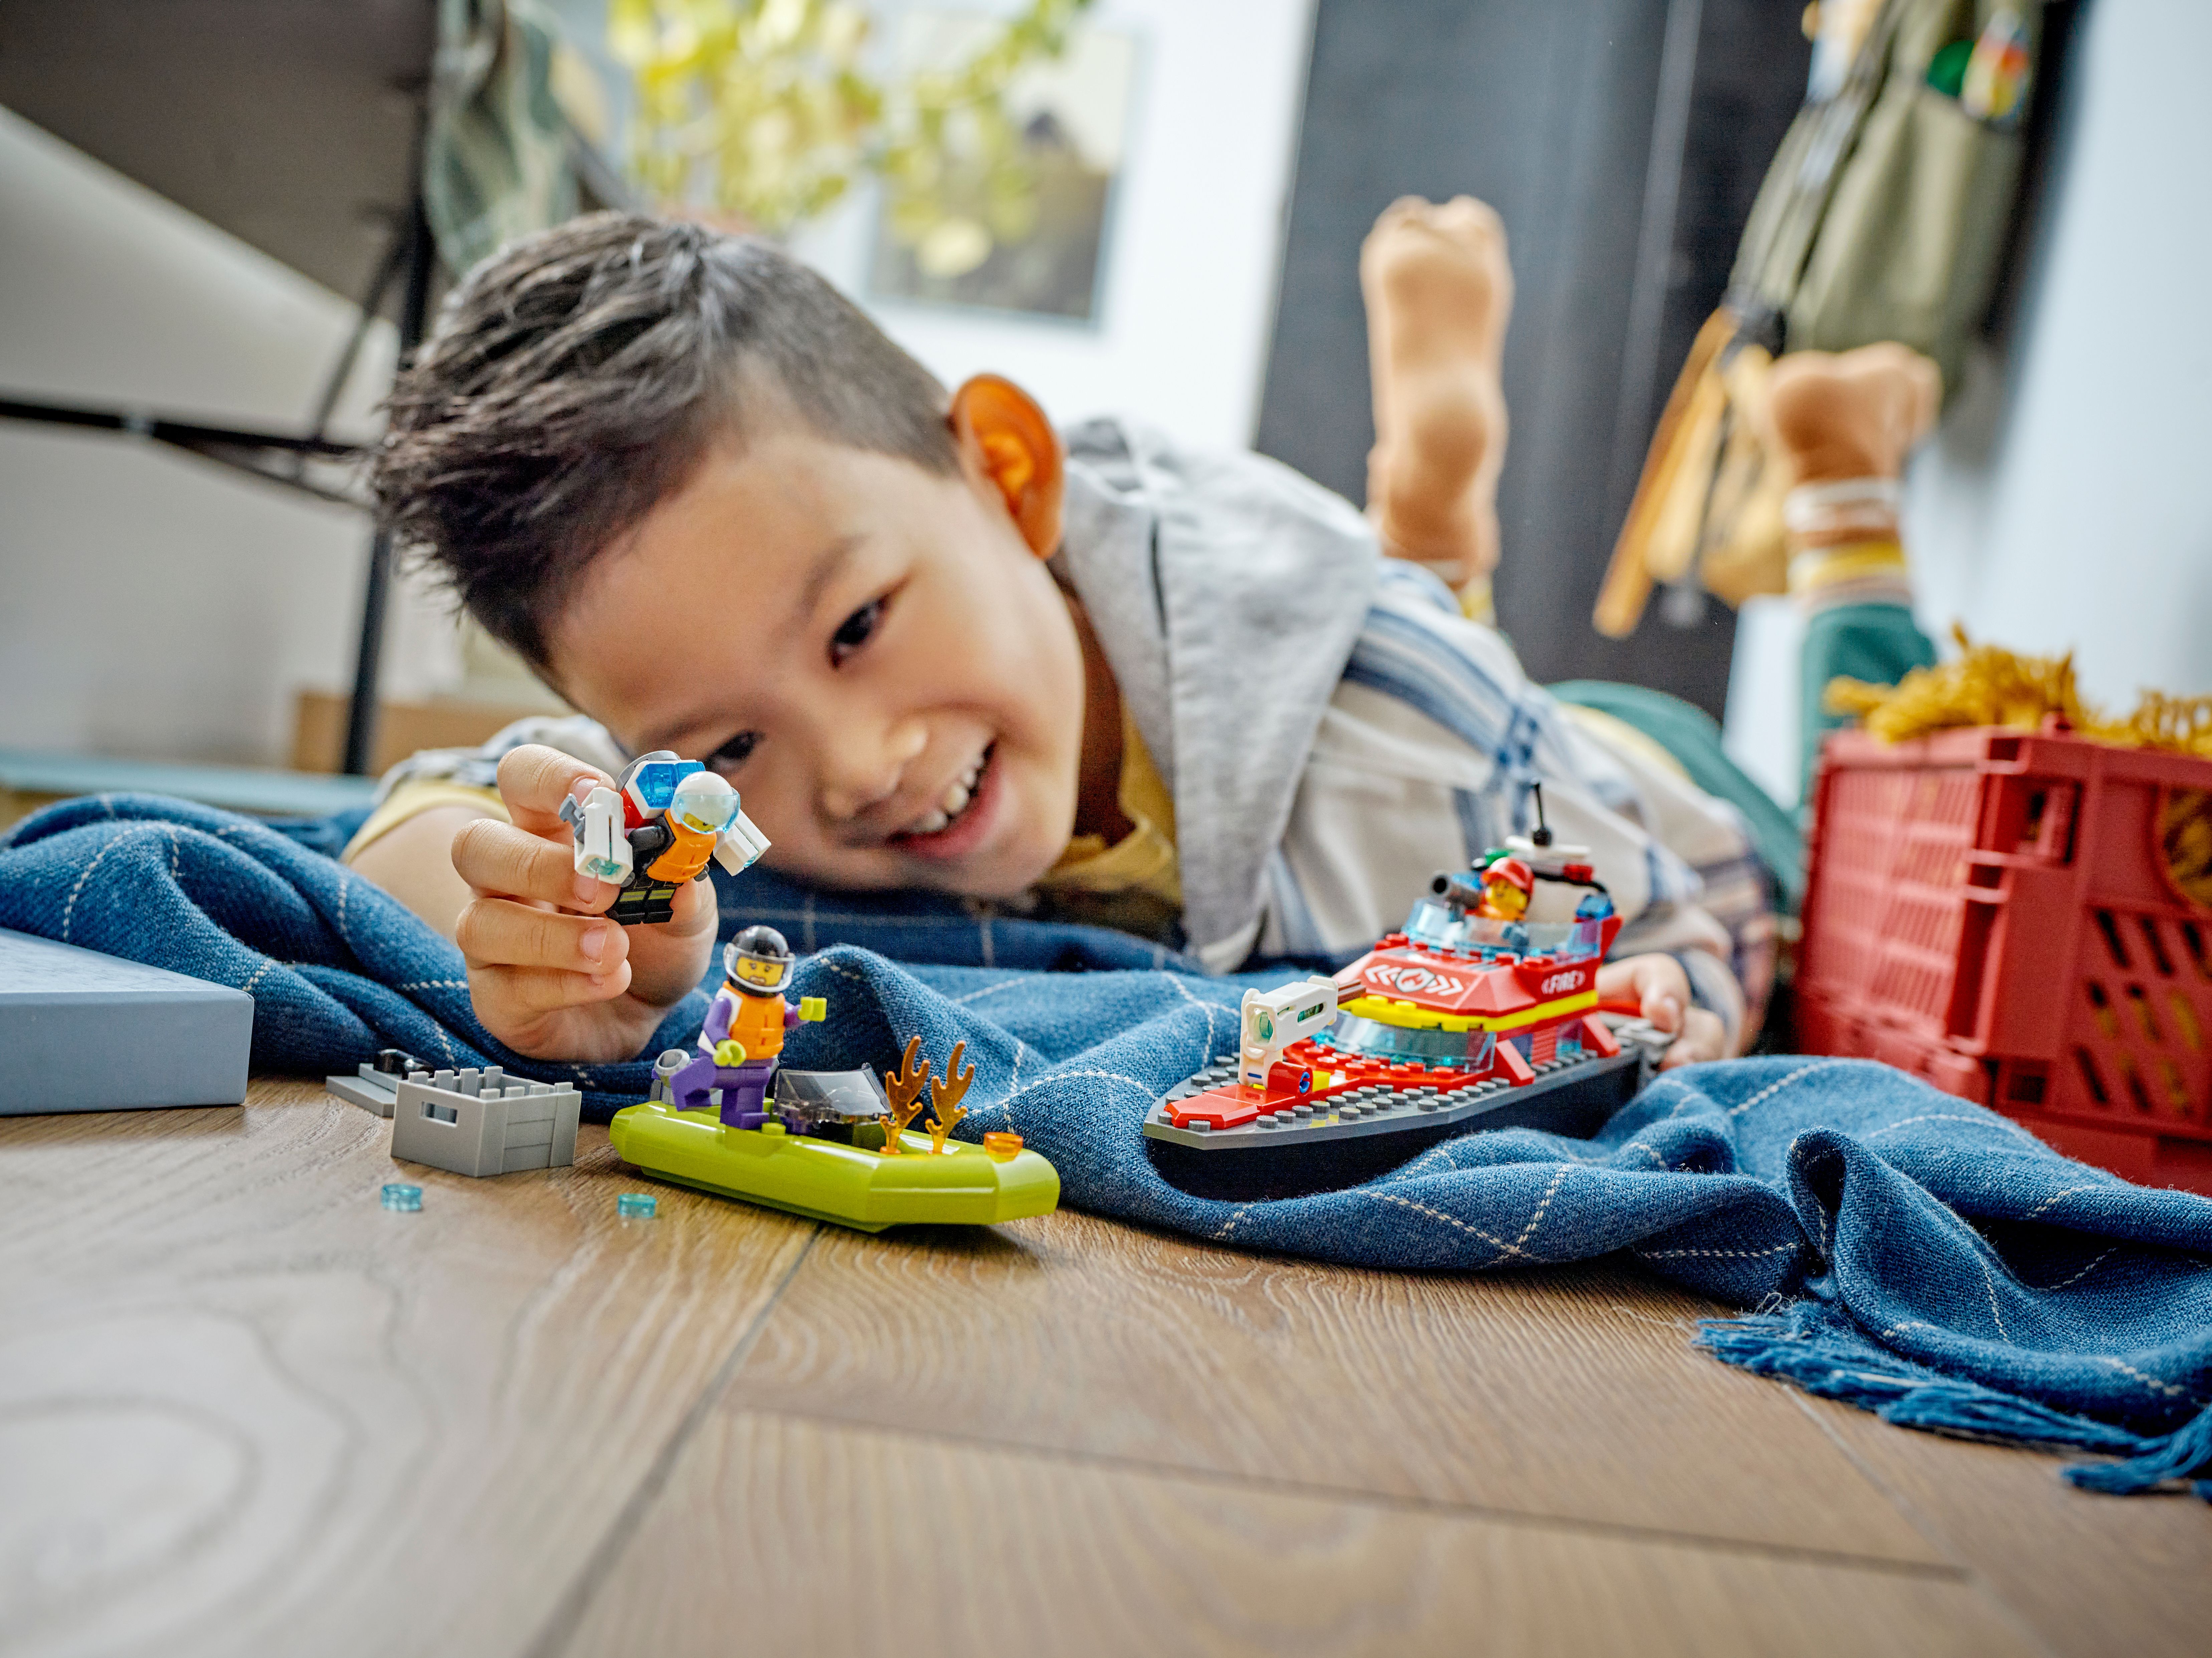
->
[793, 0, 1316, 452]
[1725, 0, 2212, 807]
[0, 0, 1312, 766]
[0, 105, 463, 767]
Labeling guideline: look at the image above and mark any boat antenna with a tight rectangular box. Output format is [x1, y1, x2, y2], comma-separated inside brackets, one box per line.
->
[1530, 781, 1553, 848]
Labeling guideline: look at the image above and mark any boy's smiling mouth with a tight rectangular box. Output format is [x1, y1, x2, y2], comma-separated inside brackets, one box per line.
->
[890, 742, 1000, 860]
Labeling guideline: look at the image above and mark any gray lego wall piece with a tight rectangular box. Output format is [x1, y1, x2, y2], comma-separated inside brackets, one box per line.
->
[327, 1065, 402, 1117]
[389, 1066, 582, 1178]
[0, 926, 251, 1114]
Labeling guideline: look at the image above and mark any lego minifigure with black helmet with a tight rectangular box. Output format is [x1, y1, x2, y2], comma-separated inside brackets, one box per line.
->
[672, 924, 826, 1128]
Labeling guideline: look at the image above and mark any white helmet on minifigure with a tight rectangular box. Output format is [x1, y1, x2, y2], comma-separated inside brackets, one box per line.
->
[724, 925, 794, 997]
[670, 770, 742, 837]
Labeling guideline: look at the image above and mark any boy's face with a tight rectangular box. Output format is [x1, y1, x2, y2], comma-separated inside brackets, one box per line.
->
[546, 425, 1086, 900]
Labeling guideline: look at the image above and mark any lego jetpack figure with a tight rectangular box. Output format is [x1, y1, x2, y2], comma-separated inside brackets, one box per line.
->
[672, 926, 826, 1128]
[561, 751, 770, 925]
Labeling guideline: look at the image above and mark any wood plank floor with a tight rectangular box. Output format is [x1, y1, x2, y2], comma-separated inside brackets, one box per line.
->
[3, 1079, 2205, 1657]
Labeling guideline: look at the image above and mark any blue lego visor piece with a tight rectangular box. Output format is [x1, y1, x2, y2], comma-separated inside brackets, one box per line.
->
[627, 758, 702, 812]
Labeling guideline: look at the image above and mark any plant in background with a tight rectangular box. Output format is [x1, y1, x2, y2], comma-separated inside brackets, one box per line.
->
[608, 0, 1091, 271]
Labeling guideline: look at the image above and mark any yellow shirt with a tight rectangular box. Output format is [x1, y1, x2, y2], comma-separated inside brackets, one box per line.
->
[344, 779, 509, 864]
[1034, 709, 1182, 941]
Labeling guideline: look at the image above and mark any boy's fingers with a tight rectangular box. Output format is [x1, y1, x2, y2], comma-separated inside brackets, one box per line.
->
[452, 819, 616, 912]
[1659, 1009, 1727, 1070]
[497, 744, 616, 833]
[1597, 955, 1691, 1036]
[455, 896, 632, 976]
[470, 961, 634, 1019]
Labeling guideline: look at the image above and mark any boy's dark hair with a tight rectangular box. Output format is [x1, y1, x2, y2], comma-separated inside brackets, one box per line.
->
[374, 213, 960, 670]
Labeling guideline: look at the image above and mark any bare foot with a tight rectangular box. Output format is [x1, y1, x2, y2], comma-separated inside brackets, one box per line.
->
[1361, 196, 1513, 599]
[1768, 343, 1940, 491]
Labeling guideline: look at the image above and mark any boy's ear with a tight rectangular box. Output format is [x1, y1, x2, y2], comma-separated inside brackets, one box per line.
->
[950, 374, 1063, 558]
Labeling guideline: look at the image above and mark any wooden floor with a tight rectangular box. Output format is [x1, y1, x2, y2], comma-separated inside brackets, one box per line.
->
[5, 1080, 2206, 1657]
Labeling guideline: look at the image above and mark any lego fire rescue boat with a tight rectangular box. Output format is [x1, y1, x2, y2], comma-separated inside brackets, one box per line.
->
[1143, 833, 1669, 1199]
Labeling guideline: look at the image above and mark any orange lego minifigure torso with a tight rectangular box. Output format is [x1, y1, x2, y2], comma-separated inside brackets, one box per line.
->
[728, 992, 790, 1059]
[643, 817, 717, 883]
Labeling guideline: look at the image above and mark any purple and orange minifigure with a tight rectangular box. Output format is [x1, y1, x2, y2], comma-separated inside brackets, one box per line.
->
[673, 926, 826, 1127]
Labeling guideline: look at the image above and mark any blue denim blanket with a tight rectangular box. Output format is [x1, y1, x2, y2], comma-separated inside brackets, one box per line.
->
[5, 793, 2210, 1497]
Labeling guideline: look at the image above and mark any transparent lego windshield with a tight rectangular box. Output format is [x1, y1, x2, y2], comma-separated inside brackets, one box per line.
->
[1400, 895, 1607, 960]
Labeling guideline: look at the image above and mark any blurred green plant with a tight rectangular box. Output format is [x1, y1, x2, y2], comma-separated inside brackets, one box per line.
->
[608, 0, 1093, 271]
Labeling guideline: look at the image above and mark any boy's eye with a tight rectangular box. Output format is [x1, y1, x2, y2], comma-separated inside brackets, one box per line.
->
[829, 598, 883, 666]
[707, 731, 760, 772]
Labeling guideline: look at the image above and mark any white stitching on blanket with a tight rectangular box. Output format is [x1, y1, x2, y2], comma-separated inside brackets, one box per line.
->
[1399, 1143, 1462, 1179]
[1011, 1066, 1154, 1098]
[1727, 1059, 1848, 1117]
[1864, 1112, 2050, 1147]
[1214, 1202, 1253, 1242]
[1973, 1246, 2012, 1344]
[2095, 1356, 2208, 1407]
[1512, 1164, 1572, 1251]
[951, 978, 1028, 1005]
[59, 833, 128, 941]
[398, 980, 470, 994]
[2022, 1184, 2097, 1222]
[2031, 1246, 2118, 1292]
[1164, 974, 1225, 1056]
[1635, 1243, 1799, 1260]
[1369, 1190, 1534, 1264]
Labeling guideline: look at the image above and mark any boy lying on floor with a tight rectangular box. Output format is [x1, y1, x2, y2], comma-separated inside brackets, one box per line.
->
[349, 207, 1772, 1068]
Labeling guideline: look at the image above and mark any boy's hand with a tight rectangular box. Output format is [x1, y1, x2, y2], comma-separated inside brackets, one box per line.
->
[1597, 955, 1727, 1069]
[450, 744, 718, 1063]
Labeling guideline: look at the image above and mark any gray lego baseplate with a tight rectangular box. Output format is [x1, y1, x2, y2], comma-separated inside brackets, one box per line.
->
[388, 1065, 582, 1178]
[1141, 1048, 1650, 1151]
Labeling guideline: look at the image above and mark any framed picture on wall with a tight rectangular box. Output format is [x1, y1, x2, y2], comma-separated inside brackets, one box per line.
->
[868, 13, 1136, 323]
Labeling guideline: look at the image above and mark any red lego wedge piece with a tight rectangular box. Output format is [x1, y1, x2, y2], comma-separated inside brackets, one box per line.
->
[1580, 1014, 1620, 1059]
[1493, 1041, 1537, 1086]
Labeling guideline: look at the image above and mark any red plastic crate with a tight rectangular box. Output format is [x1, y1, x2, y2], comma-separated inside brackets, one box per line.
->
[1796, 726, 2212, 1194]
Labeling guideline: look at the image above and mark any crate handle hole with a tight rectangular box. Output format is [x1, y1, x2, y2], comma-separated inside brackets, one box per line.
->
[2136, 916, 2177, 978]
[2073, 1047, 2109, 1106]
[2093, 911, 2132, 972]
[2182, 920, 2212, 985]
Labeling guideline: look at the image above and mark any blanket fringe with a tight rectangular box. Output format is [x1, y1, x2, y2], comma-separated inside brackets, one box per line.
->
[2062, 1402, 2212, 1498]
[1697, 1315, 2142, 1451]
[1699, 1314, 2212, 1497]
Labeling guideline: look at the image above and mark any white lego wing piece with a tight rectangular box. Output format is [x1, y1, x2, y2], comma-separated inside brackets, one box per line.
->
[568, 784, 632, 882]
[713, 807, 771, 875]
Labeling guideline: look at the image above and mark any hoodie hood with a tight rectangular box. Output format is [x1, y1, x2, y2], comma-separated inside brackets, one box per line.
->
[1054, 418, 1380, 969]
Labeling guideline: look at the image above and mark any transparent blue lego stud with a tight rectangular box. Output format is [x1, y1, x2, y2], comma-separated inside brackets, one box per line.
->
[381, 1182, 424, 1212]
[617, 1192, 658, 1219]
